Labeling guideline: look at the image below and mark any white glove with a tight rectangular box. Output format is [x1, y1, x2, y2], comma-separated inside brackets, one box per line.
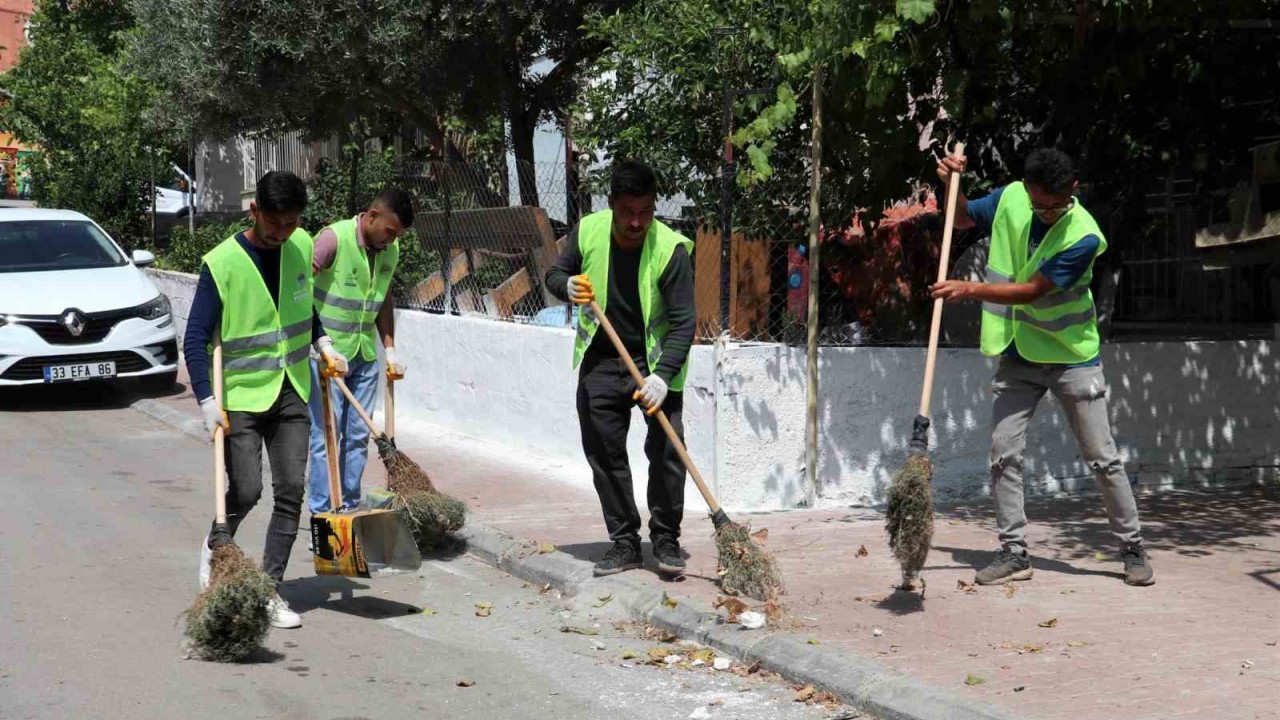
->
[633, 373, 669, 416]
[385, 346, 406, 380]
[200, 396, 229, 438]
[315, 336, 348, 376]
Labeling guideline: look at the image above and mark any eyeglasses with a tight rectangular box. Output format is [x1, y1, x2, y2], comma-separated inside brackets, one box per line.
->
[1031, 198, 1075, 216]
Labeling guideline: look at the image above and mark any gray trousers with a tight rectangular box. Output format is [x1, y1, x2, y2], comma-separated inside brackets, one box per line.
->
[990, 358, 1142, 551]
[210, 382, 310, 584]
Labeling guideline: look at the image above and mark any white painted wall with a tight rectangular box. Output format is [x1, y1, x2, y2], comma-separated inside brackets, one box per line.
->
[716, 342, 1280, 510]
[147, 269, 198, 340]
[391, 311, 719, 511]
[147, 267, 1280, 512]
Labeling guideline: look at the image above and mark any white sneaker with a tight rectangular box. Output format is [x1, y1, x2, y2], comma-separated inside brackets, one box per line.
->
[268, 594, 302, 629]
[198, 535, 212, 590]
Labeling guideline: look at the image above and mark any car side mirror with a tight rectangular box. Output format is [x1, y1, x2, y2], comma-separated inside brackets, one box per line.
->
[132, 249, 156, 268]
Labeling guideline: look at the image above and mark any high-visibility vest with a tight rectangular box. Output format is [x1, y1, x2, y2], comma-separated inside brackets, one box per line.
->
[572, 210, 694, 391]
[204, 229, 314, 411]
[313, 216, 400, 362]
[979, 182, 1107, 364]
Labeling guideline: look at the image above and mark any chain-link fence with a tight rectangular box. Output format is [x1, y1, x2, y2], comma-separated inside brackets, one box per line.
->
[384, 156, 1275, 348]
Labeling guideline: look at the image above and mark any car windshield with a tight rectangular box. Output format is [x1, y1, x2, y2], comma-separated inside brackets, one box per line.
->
[0, 220, 128, 273]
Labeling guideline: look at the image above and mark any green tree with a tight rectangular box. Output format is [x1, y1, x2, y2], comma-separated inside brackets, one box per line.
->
[1, 0, 178, 242]
[127, 0, 633, 205]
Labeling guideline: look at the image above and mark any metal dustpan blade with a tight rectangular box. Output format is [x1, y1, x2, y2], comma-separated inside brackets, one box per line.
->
[311, 508, 421, 579]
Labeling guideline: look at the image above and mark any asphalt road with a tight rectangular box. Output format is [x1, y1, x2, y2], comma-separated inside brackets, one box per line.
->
[0, 382, 858, 720]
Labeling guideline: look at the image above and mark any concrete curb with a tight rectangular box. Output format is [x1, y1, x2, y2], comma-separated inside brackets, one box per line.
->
[133, 398, 209, 444]
[132, 398, 1023, 720]
[455, 523, 1023, 720]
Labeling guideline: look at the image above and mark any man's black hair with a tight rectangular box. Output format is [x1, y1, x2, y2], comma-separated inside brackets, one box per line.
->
[609, 160, 657, 198]
[255, 170, 308, 213]
[373, 187, 415, 228]
[1024, 149, 1077, 195]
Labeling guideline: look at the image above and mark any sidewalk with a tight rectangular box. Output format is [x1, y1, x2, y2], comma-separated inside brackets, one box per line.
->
[141, 368, 1280, 720]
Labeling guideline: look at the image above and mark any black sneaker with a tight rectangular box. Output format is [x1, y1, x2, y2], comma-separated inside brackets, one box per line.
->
[974, 547, 1034, 585]
[593, 541, 642, 577]
[1122, 545, 1155, 586]
[652, 537, 686, 576]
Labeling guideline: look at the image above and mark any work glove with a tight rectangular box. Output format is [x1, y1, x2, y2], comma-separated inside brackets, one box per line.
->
[385, 346, 406, 380]
[566, 274, 595, 305]
[632, 373, 669, 417]
[200, 396, 230, 438]
[315, 336, 348, 377]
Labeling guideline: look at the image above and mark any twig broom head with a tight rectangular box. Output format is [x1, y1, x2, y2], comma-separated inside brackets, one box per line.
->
[885, 416, 935, 588]
[184, 538, 275, 662]
[713, 510, 785, 602]
[392, 488, 467, 553]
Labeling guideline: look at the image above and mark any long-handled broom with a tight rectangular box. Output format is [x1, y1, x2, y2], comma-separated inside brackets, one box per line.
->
[185, 331, 275, 662]
[587, 300, 783, 601]
[885, 141, 965, 596]
[329, 375, 467, 551]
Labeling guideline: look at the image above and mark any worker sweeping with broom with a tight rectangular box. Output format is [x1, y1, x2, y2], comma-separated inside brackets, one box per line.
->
[929, 147, 1154, 587]
[545, 160, 697, 579]
[307, 188, 414, 515]
[185, 171, 349, 634]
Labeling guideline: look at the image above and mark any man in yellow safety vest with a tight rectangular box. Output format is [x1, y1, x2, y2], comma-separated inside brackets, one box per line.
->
[931, 147, 1153, 587]
[308, 188, 414, 514]
[184, 171, 350, 629]
[545, 160, 696, 579]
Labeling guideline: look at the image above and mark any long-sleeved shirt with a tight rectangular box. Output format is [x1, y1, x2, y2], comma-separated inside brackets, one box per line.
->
[183, 232, 325, 402]
[545, 222, 695, 383]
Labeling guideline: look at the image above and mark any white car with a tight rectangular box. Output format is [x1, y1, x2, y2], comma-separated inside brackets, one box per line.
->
[0, 208, 179, 389]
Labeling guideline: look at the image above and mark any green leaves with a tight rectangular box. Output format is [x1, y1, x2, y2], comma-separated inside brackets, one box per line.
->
[895, 0, 936, 24]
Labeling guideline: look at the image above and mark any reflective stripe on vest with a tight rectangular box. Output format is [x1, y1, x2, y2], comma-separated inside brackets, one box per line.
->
[313, 216, 400, 362]
[979, 182, 1107, 365]
[203, 229, 314, 411]
[570, 210, 695, 391]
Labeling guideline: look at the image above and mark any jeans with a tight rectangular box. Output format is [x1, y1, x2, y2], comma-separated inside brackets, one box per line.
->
[577, 351, 686, 547]
[990, 357, 1143, 551]
[211, 382, 310, 584]
[307, 355, 380, 514]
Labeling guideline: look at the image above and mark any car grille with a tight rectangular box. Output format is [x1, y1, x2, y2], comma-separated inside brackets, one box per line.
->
[1, 350, 152, 381]
[13, 307, 138, 345]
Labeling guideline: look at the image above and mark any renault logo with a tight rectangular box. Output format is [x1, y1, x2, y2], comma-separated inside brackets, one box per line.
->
[62, 309, 86, 337]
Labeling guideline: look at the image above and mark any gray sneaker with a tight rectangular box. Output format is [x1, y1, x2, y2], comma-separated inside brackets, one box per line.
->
[975, 547, 1034, 585]
[1122, 546, 1155, 586]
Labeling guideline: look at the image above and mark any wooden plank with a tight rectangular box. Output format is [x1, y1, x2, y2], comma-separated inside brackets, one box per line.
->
[730, 235, 771, 339]
[407, 249, 482, 306]
[413, 206, 554, 250]
[694, 227, 722, 337]
[491, 267, 534, 319]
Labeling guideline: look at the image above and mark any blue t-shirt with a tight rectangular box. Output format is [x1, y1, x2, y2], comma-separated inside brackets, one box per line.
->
[966, 186, 1101, 367]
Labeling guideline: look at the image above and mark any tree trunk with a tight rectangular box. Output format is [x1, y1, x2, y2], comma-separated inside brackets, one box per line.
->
[508, 107, 539, 207]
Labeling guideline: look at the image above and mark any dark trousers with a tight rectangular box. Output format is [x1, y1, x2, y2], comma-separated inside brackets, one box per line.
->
[210, 382, 310, 584]
[577, 352, 687, 547]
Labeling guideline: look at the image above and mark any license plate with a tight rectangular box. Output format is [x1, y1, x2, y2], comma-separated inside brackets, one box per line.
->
[43, 360, 117, 383]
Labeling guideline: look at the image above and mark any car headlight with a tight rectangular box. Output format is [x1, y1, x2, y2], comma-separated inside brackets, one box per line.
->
[136, 295, 171, 321]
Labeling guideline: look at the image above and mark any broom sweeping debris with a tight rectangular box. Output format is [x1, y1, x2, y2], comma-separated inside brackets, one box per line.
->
[330, 376, 467, 552]
[185, 332, 274, 662]
[587, 300, 784, 601]
[886, 141, 965, 596]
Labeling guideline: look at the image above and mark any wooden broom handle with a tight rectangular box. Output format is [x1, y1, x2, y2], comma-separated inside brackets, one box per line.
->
[212, 331, 227, 525]
[586, 300, 721, 515]
[332, 375, 381, 437]
[319, 370, 342, 512]
[385, 376, 396, 440]
[920, 141, 965, 418]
